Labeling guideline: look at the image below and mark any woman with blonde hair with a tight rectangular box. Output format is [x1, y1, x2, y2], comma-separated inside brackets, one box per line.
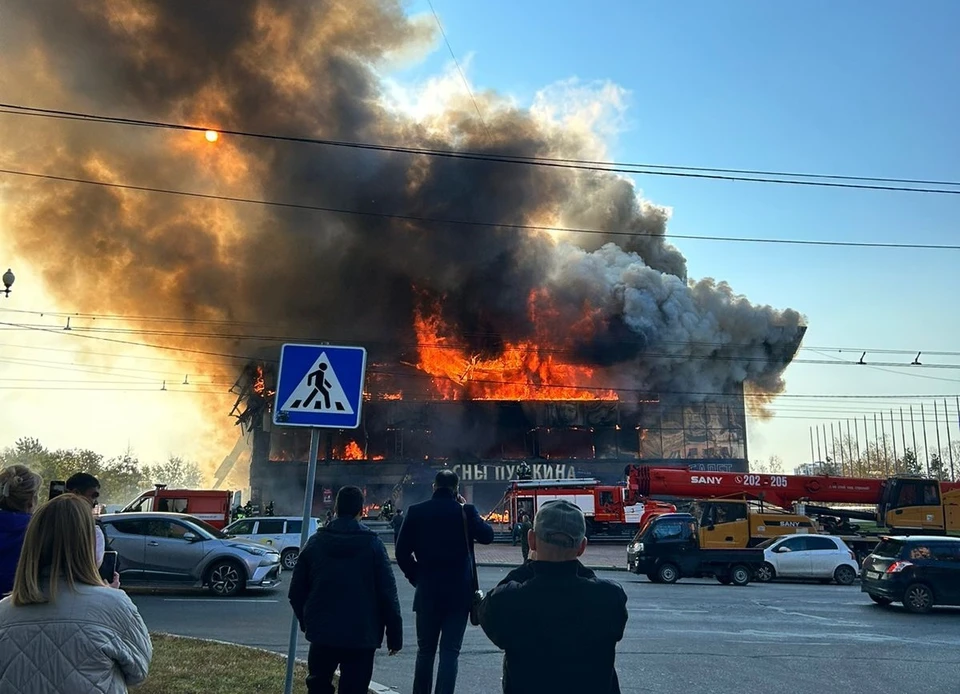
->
[0, 464, 42, 597]
[0, 494, 152, 693]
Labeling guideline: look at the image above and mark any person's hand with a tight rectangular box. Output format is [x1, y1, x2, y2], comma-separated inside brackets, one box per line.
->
[110, 572, 121, 589]
[528, 551, 537, 561]
[388, 649, 400, 656]
[456, 494, 466, 504]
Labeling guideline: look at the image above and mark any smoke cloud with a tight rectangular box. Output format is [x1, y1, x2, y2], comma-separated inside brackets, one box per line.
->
[0, 1, 803, 411]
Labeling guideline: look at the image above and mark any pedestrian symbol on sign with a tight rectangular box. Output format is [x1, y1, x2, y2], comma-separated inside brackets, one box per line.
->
[279, 352, 354, 415]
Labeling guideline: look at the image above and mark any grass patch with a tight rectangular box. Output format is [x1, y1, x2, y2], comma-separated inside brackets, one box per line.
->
[138, 633, 313, 694]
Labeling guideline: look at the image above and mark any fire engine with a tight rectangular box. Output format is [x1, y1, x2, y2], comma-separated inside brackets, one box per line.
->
[625, 465, 960, 557]
[497, 478, 676, 537]
[120, 485, 239, 529]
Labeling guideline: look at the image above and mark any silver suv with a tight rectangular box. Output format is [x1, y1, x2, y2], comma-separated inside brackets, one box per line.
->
[223, 516, 322, 570]
[99, 512, 282, 597]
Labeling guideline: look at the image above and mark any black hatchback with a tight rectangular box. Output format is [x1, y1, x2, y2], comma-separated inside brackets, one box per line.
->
[860, 536, 960, 613]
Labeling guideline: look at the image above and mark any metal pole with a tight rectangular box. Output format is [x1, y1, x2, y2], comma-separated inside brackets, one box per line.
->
[847, 419, 854, 476]
[910, 405, 919, 470]
[873, 413, 881, 475]
[815, 426, 822, 463]
[822, 424, 829, 468]
[284, 428, 322, 694]
[863, 415, 869, 475]
[899, 408, 907, 461]
[921, 404, 930, 477]
[854, 418, 862, 474]
[809, 427, 815, 463]
[889, 410, 898, 472]
[880, 413, 889, 475]
[934, 400, 943, 479]
[830, 422, 838, 475]
[946, 398, 956, 481]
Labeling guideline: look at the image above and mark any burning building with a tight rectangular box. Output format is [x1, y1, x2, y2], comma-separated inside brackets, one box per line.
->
[235, 320, 804, 514]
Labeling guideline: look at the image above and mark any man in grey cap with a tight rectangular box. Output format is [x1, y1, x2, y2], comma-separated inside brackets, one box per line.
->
[478, 499, 627, 694]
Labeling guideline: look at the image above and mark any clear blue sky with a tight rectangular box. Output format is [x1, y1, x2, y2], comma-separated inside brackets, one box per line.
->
[406, 0, 960, 470]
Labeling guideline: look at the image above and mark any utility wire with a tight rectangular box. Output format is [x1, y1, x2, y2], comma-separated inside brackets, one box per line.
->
[1, 166, 958, 250]
[2, 103, 960, 195]
[426, 1, 490, 138]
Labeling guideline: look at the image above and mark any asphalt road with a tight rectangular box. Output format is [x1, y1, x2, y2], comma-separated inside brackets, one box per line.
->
[130, 567, 960, 694]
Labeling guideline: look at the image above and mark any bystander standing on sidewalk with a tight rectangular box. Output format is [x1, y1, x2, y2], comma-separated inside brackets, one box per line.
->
[0, 494, 152, 693]
[396, 469, 495, 694]
[66, 473, 121, 588]
[288, 486, 402, 694]
[0, 465, 42, 597]
[478, 499, 628, 694]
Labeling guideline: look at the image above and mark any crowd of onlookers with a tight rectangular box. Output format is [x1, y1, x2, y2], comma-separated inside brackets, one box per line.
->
[1, 463, 628, 694]
[0, 465, 152, 693]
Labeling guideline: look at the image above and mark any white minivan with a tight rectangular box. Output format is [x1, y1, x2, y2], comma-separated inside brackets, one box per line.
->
[756, 534, 860, 585]
[223, 516, 321, 570]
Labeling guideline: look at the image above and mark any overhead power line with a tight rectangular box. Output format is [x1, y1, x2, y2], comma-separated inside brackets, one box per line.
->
[1, 166, 958, 250]
[2, 103, 960, 195]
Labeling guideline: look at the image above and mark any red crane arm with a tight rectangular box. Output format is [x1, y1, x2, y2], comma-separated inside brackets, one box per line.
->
[627, 466, 886, 508]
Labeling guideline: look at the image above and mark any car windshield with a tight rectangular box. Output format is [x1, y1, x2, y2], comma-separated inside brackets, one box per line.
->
[183, 517, 227, 540]
[872, 539, 904, 559]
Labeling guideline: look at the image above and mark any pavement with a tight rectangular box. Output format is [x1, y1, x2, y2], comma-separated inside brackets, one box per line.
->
[131, 566, 960, 694]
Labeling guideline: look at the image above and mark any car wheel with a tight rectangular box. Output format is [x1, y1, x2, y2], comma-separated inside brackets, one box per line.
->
[902, 583, 934, 614]
[646, 573, 662, 584]
[657, 563, 679, 584]
[281, 548, 299, 571]
[730, 565, 751, 586]
[208, 560, 245, 597]
[868, 594, 892, 606]
[834, 564, 857, 586]
[716, 575, 732, 585]
[755, 562, 775, 583]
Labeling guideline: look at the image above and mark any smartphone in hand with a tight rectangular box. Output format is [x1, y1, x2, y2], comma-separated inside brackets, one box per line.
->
[99, 551, 119, 583]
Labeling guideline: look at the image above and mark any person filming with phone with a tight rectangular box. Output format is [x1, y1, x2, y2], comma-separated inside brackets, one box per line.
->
[0, 493, 152, 693]
[65, 473, 120, 589]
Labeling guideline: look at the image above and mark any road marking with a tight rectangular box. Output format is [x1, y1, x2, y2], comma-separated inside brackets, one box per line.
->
[161, 598, 279, 603]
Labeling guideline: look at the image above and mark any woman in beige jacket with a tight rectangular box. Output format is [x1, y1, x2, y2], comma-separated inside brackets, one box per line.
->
[0, 493, 152, 693]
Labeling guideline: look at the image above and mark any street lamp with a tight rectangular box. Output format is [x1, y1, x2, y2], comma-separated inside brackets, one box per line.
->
[2, 268, 14, 298]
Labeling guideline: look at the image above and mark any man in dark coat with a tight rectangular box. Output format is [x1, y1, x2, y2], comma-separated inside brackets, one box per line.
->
[289, 486, 402, 694]
[517, 515, 532, 562]
[395, 469, 495, 694]
[478, 499, 628, 694]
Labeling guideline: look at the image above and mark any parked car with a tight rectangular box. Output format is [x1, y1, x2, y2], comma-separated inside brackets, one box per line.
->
[754, 534, 859, 585]
[860, 536, 960, 613]
[99, 512, 282, 597]
[223, 516, 321, 570]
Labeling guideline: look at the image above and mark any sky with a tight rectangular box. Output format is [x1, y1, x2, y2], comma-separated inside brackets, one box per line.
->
[2, 1, 959, 476]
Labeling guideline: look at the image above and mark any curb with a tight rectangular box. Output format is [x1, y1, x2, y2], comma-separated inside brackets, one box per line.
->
[151, 632, 400, 694]
[388, 559, 628, 573]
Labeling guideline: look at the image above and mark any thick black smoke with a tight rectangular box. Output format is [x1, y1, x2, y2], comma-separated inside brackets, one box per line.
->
[0, 0, 803, 403]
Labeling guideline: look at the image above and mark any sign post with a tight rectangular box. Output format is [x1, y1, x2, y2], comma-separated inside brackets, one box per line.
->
[275, 343, 367, 694]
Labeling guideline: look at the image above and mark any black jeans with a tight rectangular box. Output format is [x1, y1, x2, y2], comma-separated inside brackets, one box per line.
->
[307, 643, 375, 694]
[413, 608, 469, 694]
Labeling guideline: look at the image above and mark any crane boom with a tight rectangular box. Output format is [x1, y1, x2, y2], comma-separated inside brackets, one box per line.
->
[627, 466, 887, 508]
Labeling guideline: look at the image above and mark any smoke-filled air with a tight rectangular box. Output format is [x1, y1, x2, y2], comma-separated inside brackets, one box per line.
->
[0, 0, 804, 413]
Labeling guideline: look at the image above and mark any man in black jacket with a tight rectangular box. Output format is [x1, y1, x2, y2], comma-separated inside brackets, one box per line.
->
[396, 469, 494, 694]
[478, 499, 628, 694]
[288, 486, 402, 694]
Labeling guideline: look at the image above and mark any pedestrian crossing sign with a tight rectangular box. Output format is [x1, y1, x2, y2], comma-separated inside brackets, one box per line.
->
[273, 343, 367, 429]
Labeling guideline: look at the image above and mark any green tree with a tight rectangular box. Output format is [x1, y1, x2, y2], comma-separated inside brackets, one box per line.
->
[899, 449, 922, 476]
[928, 453, 948, 481]
[141, 456, 204, 489]
[751, 455, 784, 474]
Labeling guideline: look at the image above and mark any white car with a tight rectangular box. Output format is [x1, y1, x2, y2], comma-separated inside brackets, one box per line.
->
[223, 516, 321, 570]
[755, 534, 859, 585]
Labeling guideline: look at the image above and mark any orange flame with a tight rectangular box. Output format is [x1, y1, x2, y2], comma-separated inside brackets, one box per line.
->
[362, 503, 381, 518]
[484, 511, 511, 524]
[414, 292, 618, 401]
[340, 441, 364, 460]
[252, 365, 275, 398]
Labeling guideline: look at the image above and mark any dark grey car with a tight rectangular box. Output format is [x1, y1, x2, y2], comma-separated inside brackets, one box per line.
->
[99, 511, 282, 597]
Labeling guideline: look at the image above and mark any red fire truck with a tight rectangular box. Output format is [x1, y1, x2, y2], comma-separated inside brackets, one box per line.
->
[499, 478, 676, 537]
[120, 485, 238, 529]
